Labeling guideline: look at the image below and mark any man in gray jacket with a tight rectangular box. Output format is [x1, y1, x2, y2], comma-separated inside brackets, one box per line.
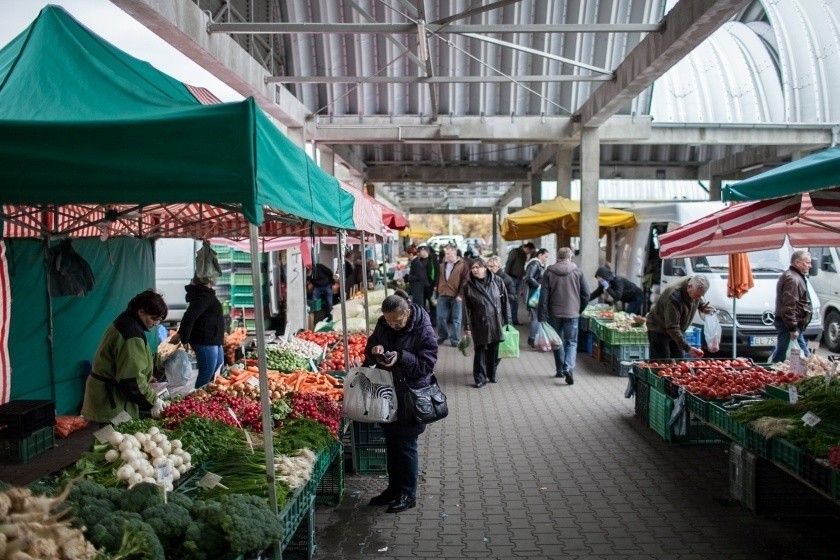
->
[538, 247, 590, 384]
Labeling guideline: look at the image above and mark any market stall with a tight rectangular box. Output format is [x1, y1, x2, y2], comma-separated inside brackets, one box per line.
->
[500, 196, 637, 240]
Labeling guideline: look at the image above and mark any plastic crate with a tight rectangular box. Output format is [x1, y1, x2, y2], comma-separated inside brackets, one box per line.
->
[231, 251, 256, 263]
[0, 425, 55, 464]
[279, 489, 313, 550]
[634, 379, 650, 425]
[707, 403, 744, 442]
[355, 446, 387, 474]
[742, 424, 770, 457]
[232, 273, 268, 286]
[684, 327, 701, 347]
[591, 341, 601, 362]
[600, 326, 648, 345]
[686, 392, 708, 421]
[764, 384, 791, 401]
[0, 400, 56, 439]
[800, 454, 834, 496]
[579, 330, 593, 354]
[283, 495, 316, 559]
[613, 344, 649, 362]
[315, 446, 345, 506]
[616, 361, 634, 378]
[232, 285, 255, 297]
[353, 422, 386, 446]
[771, 438, 802, 475]
[648, 388, 673, 440]
[231, 295, 255, 307]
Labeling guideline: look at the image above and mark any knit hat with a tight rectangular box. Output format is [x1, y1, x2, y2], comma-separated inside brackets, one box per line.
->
[595, 266, 615, 281]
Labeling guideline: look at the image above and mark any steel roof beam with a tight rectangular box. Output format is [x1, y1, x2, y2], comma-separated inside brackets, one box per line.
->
[573, 0, 751, 129]
[367, 165, 528, 183]
[207, 23, 663, 34]
[432, 0, 524, 26]
[268, 75, 613, 83]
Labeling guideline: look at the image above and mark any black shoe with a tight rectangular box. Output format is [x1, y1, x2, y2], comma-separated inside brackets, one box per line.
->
[527, 338, 535, 348]
[554, 372, 564, 378]
[513, 321, 523, 326]
[437, 337, 446, 345]
[565, 372, 574, 385]
[474, 381, 486, 388]
[369, 489, 398, 506]
[386, 494, 416, 513]
[488, 378, 497, 383]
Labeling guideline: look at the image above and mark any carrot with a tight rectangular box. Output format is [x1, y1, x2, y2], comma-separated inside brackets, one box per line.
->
[322, 373, 342, 387]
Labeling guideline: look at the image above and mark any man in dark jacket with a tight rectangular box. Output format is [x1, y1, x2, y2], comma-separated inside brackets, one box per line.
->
[307, 262, 335, 320]
[770, 250, 813, 363]
[504, 242, 535, 325]
[538, 247, 590, 384]
[408, 245, 435, 322]
[524, 248, 549, 347]
[589, 266, 644, 315]
[646, 275, 712, 360]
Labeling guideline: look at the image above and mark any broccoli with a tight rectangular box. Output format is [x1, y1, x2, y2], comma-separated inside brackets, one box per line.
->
[86, 511, 144, 552]
[141, 503, 192, 546]
[116, 520, 165, 560]
[68, 479, 111, 503]
[74, 497, 116, 529]
[118, 482, 164, 513]
[182, 520, 228, 560]
[208, 494, 283, 555]
[166, 491, 194, 511]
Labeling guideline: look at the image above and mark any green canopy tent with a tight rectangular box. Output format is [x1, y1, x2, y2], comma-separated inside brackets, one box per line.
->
[723, 146, 840, 202]
[0, 6, 381, 518]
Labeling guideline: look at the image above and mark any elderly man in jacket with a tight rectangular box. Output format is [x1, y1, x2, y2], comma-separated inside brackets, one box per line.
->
[645, 275, 712, 360]
[504, 242, 535, 325]
[538, 247, 590, 385]
[436, 245, 469, 346]
[770, 250, 813, 363]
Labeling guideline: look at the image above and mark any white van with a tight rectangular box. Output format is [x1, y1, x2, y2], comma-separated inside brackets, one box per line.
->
[804, 246, 840, 351]
[614, 202, 822, 358]
[155, 238, 199, 324]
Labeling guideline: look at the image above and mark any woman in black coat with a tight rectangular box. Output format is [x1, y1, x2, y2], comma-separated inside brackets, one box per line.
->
[169, 276, 225, 388]
[462, 257, 512, 387]
[364, 290, 438, 513]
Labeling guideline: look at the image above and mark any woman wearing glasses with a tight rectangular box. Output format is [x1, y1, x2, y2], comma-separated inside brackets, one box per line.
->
[82, 290, 170, 423]
[364, 289, 438, 513]
[462, 257, 512, 387]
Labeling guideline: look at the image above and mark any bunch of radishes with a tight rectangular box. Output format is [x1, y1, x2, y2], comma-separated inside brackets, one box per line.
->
[103, 426, 192, 490]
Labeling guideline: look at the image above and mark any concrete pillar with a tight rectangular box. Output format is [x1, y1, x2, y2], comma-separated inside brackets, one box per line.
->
[319, 147, 335, 174]
[579, 127, 600, 282]
[709, 176, 722, 201]
[555, 148, 573, 248]
[530, 173, 542, 205]
[519, 182, 532, 209]
[491, 211, 499, 255]
[285, 246, 306, 334]
[499, 205, 510, 259]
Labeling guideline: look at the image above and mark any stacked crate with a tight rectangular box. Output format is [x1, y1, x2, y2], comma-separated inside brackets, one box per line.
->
[0, 400, 56, 464]
[211, 245, 270, 332]
[351, 422, 387, 475]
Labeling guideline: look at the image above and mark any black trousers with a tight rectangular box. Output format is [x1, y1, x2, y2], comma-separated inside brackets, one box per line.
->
[648, 331, 682, 360]
[473, 341, 500, 384]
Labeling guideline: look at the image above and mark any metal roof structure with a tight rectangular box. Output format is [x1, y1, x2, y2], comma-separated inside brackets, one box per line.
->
[116, 0, 840, 215]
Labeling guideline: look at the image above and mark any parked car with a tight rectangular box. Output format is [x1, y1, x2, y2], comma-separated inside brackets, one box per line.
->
[425, 235, 466, 253]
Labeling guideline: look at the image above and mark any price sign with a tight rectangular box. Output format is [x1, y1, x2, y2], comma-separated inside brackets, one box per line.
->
[802, 411, 821, 427]
[94, 424, 116, 444]
[309, 358, 318, 372]
[226, 407, 243, 429]
[807, 340, 821, 352]
[789, 385, 799, 404]
[244, 430, 254, 452]
[789, 349, 806, 376]
[198, 472, 228, 490]
[155, 460, 172, 482]
[247, 376, 260, 387]
[110, 411, 132, 426]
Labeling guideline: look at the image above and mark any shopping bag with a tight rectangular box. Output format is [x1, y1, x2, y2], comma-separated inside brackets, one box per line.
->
[703, 312, 722, 353]
[163, 348, 198, 398]
[342, 367, 397, 423]
[457, 334, 472, 357]
[527, 285, 541, 308]
[534, 322, 562, 352]
[497, 325, 520, 358]
[195, 241, 223, 280]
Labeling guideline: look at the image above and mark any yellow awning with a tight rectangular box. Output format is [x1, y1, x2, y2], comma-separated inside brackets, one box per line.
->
[399, 227, 433, 238]
[501, 197, 636, 240]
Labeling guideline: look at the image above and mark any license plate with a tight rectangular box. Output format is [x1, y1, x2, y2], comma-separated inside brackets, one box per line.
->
[750, 336, 777, 346]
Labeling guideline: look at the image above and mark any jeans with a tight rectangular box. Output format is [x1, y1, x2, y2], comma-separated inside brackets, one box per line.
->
[436, 295, 463, 344]
[383, 428, 419, 498]
[510, 276, 522, 323]
[548, 317, 579, 374]
[473, 341, 500, 384]
[769, 319, 810, 363]
[528, 306, 540, 343]
[193, 344, 224, 388]
[311, 285, 333, 319]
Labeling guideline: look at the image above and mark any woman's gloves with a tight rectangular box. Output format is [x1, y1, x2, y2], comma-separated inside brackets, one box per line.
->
[599, 279, 610, 289]
[151, 398, 168, 418]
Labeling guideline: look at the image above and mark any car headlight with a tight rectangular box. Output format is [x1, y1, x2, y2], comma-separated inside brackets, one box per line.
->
[716, 310, 733, 324]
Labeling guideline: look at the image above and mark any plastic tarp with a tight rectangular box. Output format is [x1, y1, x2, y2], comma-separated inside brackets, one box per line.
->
[501, 196, 637, 240]
[4, 237, 154, 414]
[0, 6, 357, 232]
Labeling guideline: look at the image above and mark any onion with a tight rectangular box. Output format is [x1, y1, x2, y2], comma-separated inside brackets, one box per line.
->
[128, 473, 143, 486]
[150, 447, 165, 458]
[105, 449, 120, 462]
[108, 432, 124, 447]
[148, 426, 160, 436]
[151, 433, 164, 444]
[116, 464, 134, 480]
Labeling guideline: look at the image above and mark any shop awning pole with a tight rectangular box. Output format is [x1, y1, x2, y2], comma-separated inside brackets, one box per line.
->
[360, 234, 370, 335]
[337, 230, 350, 374]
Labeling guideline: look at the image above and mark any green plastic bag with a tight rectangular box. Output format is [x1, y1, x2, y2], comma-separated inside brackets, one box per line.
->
[498, 325, 520, 358]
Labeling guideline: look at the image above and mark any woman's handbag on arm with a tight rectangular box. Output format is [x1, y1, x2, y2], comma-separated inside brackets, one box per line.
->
[403, 375, 448, 424]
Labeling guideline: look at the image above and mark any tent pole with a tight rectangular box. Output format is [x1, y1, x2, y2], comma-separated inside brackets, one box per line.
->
[360, 234, 370, 335]
[43, 241, 56, 404]
[732, 298, 737, 359]
[381, 240, 389, 298]
[337, 230, 350, 374]
[248, 225, 280, 534]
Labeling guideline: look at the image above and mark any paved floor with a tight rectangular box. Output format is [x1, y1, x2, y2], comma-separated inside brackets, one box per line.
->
[314, 325, 836, 560]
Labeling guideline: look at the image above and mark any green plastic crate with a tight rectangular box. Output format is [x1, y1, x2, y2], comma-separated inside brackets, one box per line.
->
[230, 295, 255, 307]
[686, 393, 708, 421]
[634, 378, 650, 425]
[600, 326, 648, 345]
[764, 384, 791, 401]
[355, 446, 387, 474]
[648, 388, 673, 441]
[742, 424, 770, 457]
[315, 444, 345, 506]
[0, 426, 55, 464]
[771, 438, 802, 475]
[231, 273, 268, 286]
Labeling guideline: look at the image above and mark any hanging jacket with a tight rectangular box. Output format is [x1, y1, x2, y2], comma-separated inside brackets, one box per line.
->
[82, 311, 157, 423]
[462, 272, 511, 346]
[177, 283, 225, 346]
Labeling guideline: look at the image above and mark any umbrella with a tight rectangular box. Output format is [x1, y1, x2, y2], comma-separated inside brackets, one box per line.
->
[500, 196, 636, 240]
[399, 227, 433, 239]
[727, 252, 755, 358]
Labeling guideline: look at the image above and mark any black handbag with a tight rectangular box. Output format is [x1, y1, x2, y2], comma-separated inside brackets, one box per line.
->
[403, 375, 448, 424]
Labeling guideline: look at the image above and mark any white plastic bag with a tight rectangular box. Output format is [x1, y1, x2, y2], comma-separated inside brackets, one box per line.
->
[163, 348, 198, 397]
[703, 312, 722, 353]
[342, 367, 398, 423]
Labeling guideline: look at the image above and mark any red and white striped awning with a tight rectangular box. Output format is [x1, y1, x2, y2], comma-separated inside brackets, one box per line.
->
[659, 189, 840, 258]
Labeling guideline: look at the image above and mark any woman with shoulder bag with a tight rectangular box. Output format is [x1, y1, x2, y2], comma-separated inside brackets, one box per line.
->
[462, 257, 512, 387]
[363, 289, 438, 513]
